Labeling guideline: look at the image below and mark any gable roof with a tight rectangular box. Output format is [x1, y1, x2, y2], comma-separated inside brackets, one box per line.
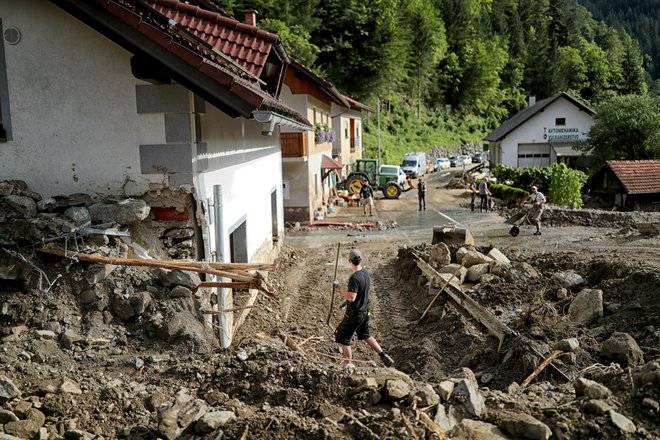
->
[606, 160, 660, 194]
[484, 92, 595, 142]
[344, 96, 374, 113]
[146, 0, 288, 78]
[53, 0, 310, 128]
[288, 60, 349, 107]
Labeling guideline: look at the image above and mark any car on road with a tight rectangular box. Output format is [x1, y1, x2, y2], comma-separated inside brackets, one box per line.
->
[472, 153, 487, 163]
[434, 157, 450, 170]
[449, 155, 460, 167]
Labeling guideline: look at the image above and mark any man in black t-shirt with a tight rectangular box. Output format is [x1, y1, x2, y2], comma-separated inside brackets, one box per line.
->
[359, 180, 374, 216]
[332, 248, 394, 367]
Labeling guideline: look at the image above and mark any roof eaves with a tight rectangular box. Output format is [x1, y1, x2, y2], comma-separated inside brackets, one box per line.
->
[290, 60, 349, 107]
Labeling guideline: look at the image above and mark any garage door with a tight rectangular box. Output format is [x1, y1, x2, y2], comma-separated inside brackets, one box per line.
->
[518, 144, 550, 167]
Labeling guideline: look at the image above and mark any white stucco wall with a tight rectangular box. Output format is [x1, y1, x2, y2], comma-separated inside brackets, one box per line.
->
[498, 98, 593, 167]
[196, 104, 283, 263]
[0, 0, 162, 196]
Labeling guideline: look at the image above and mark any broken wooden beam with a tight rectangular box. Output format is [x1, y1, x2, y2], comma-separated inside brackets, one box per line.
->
[520, 350, 564, 389]
[36, 247, 279, 299]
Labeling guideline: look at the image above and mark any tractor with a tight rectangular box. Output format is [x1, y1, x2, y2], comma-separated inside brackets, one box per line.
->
[344, 159, 405, 199]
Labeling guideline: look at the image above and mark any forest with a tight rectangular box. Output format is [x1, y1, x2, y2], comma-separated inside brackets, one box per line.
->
[216, 0, 658, 167]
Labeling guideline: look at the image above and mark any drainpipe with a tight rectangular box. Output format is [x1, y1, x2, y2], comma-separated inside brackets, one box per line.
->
[213, 184, 231, 348]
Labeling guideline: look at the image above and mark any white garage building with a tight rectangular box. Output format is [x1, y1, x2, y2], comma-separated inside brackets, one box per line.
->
[485, 92, 595, 168]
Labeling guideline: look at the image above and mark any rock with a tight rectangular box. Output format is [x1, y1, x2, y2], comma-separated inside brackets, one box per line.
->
[0, 433, 24, 440]
[609, 410, 636, 433]
[457, 248, 493, 267]
[0, 375, 21, 400]
[415, 384, 440, 407]
[317, 402, 345, 422]
[429, 242, 451, 267]
[88, 199, 150, 225]
[4, 420, 41, 439]
[568, 289, 603, 325]
[64, 206, 90, 226]
[157, 269, 201, 291]
[3, 195, 37, 217]
[552, 271, 586, 289]
[497, 411, 552, 440]
[633, 362, 660, 387]
[85, 264, 117, 285]
[505, 262, 539, 282]
[164, 228, 195, 239]
[434, 404, 459, 432]
[0, 182, 14, 196]
[194, 411, 236, 434]
[63, 429, 95, 439]
[37, 377, 82, 395]
[385, 379, 411, 400]
[554, 338, 579, 352]
[583, 399, 612, 414]
[489, 260, 511, 277]
[157, 390, 209, 440]
[437, 264, 467, 284]
[486, 248, 510, 264]
[467, 263, 490, 283]
[37, 197, 57, 212]
[450, 420, 509, 440]
[555, 288, 569, 300]
[452, 379, 485, 417]
[0, 409, 19, 423]
[60, 329, 83, 349]
[601, 332, 644, 367]
[368, 390, 382, 405]
[170, 286, 193, 298]
[574, 378, 611, 400]
[437, 380, 455, 401]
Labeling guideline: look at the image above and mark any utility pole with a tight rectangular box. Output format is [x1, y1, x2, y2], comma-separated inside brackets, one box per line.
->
[377, 97, 381, 166]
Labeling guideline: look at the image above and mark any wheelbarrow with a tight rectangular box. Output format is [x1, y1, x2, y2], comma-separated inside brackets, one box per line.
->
[432, 225, 475, 246]
[504, 208, 532, 237]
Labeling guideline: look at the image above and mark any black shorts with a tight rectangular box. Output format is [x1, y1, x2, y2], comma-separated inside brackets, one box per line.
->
[335, 311, 371, 346]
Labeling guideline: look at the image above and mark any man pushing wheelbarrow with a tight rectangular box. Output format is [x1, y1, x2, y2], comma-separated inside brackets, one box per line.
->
[506, 186, 546, 237]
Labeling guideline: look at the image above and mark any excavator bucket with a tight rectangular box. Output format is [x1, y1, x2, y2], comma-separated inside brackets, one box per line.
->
[432, 225, 475, 246]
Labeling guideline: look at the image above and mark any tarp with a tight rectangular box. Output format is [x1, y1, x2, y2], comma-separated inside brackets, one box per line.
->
[321, 155, 343, 169]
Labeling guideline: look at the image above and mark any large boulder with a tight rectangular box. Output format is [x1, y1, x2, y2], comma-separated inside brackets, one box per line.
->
[497, 411, 552, 440]
[429, 242, 451, 267]
[601, 332, 644, 367]
[88, 199, 150, 225]
[450, 420, 509, 440]
[568, 289, 603, 325]
[552, 271, 586, 290]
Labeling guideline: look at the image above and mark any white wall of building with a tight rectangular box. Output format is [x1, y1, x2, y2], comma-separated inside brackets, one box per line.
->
[196, 105, 283, 263]
[498, 98, 593, 167]
[0, 0, 162, 196]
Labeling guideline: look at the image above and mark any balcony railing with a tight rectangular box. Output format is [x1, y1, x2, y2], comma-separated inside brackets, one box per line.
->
[280, 132, 307, 157]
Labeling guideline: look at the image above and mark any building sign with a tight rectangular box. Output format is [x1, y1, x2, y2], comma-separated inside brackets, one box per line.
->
[543, 127, 580, 141]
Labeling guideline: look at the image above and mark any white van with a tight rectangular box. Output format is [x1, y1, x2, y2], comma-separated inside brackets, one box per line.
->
[401, 152, 428, 178]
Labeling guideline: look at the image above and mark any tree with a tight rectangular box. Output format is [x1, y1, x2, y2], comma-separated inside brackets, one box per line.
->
[580, 94, 660, 170]
[260, 19, 319, 66]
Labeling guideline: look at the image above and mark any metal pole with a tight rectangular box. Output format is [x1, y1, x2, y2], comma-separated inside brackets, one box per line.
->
[377, 97, 381, 166]
[213, 184, 231, 348]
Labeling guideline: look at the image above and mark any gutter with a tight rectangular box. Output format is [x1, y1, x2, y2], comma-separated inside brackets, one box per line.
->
[253, 110, 313, 136]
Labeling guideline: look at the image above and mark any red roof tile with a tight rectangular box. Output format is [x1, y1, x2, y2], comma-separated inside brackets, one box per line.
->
[344, 96, 374, 112]
[146, 0, 278, 78]
[321, 155, 343, 169]
[606, 160, 660, 194]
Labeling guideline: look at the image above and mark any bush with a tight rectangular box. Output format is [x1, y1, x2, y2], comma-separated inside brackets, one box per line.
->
[487, 182, 529, 202]
[549, 163, 587, 208]
[491, 164, 552, 193]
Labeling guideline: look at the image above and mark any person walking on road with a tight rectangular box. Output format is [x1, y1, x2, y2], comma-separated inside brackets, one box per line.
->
[469, 178, 478, 212]
[478, 178, 492, 212]
[417, 178, 427, 211]
[332, 249, 394, 367]
[359, 180, 374, 216]
[529, 186, 546, 235]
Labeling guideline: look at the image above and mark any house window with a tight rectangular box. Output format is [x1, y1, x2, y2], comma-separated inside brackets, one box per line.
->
[555, 118, 566, 126]
[345, 127, 348, 139]
[313, 108, 317, 125]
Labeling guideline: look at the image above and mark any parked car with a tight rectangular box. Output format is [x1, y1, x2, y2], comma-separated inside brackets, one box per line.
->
[449, 155, 460, 167]
[401, 152, 428, 177]
[460, 155, 472, 165]
[435, 157, 450, 170]
[472, 153, 486, 163]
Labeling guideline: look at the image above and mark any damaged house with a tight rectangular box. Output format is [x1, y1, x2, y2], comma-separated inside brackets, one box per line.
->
[0, 0, 311, 345]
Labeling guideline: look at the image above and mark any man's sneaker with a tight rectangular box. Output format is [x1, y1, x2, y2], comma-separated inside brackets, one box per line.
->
[379, 352, 395, 367]
[534, 231, 542, 235]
